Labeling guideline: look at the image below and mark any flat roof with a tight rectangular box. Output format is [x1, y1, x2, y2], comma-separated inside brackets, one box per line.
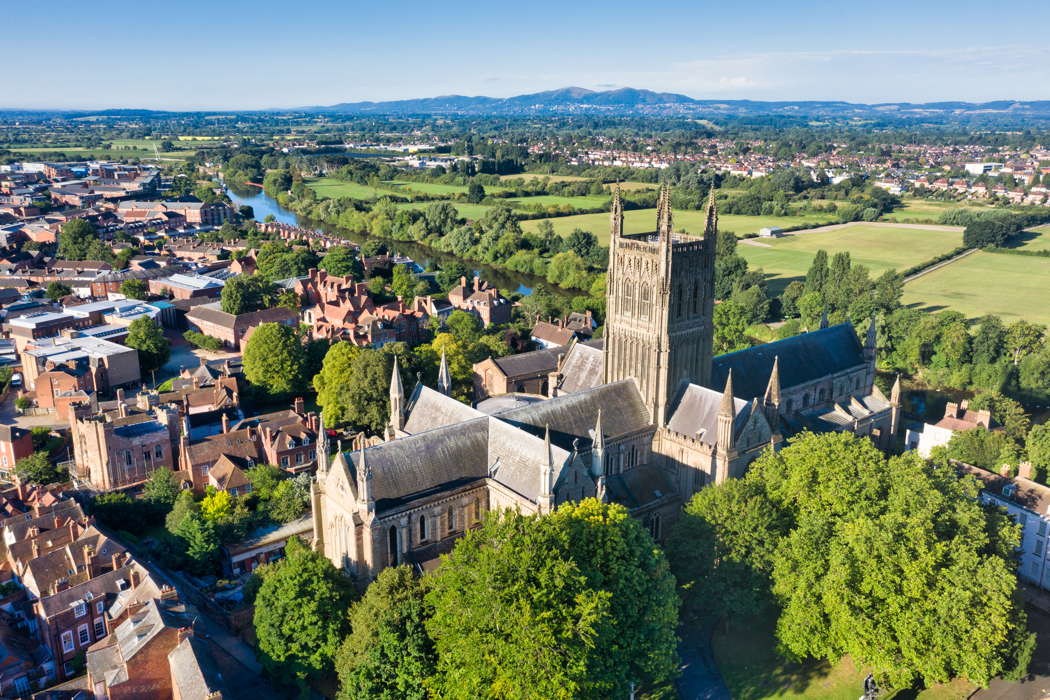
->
[25, 335, 132, 359]
[9, 312, 73, 328]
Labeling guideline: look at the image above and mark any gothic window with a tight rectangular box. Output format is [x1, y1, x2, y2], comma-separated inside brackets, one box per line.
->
[674, 285, 683, 318]
[418, 515, 427, 542]
[803, 394, 810, 408]
[472, 497, 481, 523]
[154, 444, 163, 459]
[691, 280, 700, 314]
[123, 451, 133, 467]
[786, 399, 794, 413]
[388, 526, 398, 565]
[622, 280, 634, 317]
[639, 285, 651, 321]
[447, 505, 455, 534]
[818, 388, 827, 402]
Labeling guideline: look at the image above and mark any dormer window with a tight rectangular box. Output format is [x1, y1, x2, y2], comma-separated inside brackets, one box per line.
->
[1003, 483, 1018, 499]
[72, 602, 86, 618]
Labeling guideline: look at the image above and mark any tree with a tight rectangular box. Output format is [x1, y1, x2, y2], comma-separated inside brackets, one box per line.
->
[426, 500, 678, 698]
[1006, 320, 1046, 365]
[804, 249, 829, 297]
[390, 266, 428, 302]
[313, 342, 391, 429]
[466, 182, 486, 204]
[268, 477, 309, 523]
[256, 243, 319, 281]
[176, 513, 220, 575]
[125, 317, 169, 372]
[247, 463, 285, 501]
[1026, 424, 1050, 479]
[444, 310, 481, 346]
[745, 432, 1029, 687]
[969, 393, 1031, 443]
[143, 468, 181, 508]
[971, 315, 1007, 365]
[243, 323, 308, 396]
[45, 281, 72, 302]
[120, 279, 149, 300]
[220, 275, 276, 315]
[14, 451, 63, 485]
[254, 538, 355, 682]
[166, 490, 199, 534]
[337, 566, 435, 700]
[713, 300, 750, 354]
[319, 245, 363, 279]
[57, 218, 96, 260]
[940, 428, 1017, 471]
[200, 487, 233, 523]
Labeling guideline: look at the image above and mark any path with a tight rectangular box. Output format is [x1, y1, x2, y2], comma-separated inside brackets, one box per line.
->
[676, 627, 731, 700]
[973, 600, 1050, 700]
[902, 247, 977, 282]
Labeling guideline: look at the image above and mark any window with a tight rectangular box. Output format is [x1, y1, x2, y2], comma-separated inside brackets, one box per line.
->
[280, 456, 289, 468]
[94, 617, 105, 638]
[72, 602, 86, 618]
[295, 452, 304, 464]
[143, 450, 151, 465]
[61, 631, 74, 653]
[418, 515, 427, 542]
[472, 498, 481, 523]
[77, 624, 90, 646]
[302, 436, 310, 446]
[447, 505, 455, 534]
[1, 455, 7, 467]
[1036, 539, 1045, 558]
[96, 601, 104, 615]
[12, 676, 28, 694]
[123, 450, 133, 467]
[1039, 521, 1047, 537]
[155, 444, 164, 459]
[691, 280, 700, 314]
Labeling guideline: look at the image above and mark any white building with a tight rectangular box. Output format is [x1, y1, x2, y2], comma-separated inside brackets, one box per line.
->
[964, 162, 1004, 175]
[958, 462, 1050, 590]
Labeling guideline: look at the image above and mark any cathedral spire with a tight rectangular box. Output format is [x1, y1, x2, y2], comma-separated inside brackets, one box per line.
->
[590, 409, 605, 479]
[356, 440, 374, 511]
[717, 370, 735, 451]
[387, 355, 405, 439]
[763, 356, 781, 406]
[657, 184, 673, 239]
[539, 424, 554, 514]
[864, 316, 877, 368]
[610, 184, 623, 239]
[704, 187, 718, 238]
[316, 412, 330, 474]
[437, 350, 451, 396]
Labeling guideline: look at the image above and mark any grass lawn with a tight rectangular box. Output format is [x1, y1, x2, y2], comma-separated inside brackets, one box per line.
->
[305, 177, 395, 200]
[391, 200, 493, 219]
[506, 194, 610, 210]
[881, 198, 985, 224]
[739, 224, 961, 294]
[713, 618, 974, 700]
[902, 250, 1050, 326]
[385, 180, 470, 196]
[520, 208, 840, 245]
[1013, 225, 1050, 251]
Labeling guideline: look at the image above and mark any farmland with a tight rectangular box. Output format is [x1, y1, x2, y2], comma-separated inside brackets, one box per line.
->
[902, 250, 1050, 326]
[881, 198, 987, 224]
[520, 208, 841, 244]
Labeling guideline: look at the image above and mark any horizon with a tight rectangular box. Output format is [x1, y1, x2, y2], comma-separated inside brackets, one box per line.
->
[8, 0, 1050, 111]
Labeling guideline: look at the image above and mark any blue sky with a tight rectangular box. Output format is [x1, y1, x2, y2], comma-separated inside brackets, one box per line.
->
[8, 0, 1050, 109]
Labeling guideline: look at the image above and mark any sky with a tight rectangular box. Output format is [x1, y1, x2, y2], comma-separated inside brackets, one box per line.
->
[7, 0, 1050, 110]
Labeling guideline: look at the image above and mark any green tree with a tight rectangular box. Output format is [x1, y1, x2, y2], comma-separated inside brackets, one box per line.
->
[125, 317, 170, 372]
[247, 463, 285, 501]
[143, 468, 180, 508]
[319, 245, 364, 279]
[176, 513, 220, 575]
[243, 323, 308, 396]
[256, 243, 319, 281]
[57, 218, 96, 260]
[254, 538, 355, 682]
[120, 278, 149, 300]
[220, 275, 276, 315]
[713, 300, 750, 354]
[969, 393, 1031, 443]
[971, 315, 1007, 365]
[268, 478, 309, 523]
[444, 310, 481, 346]
[337, 566, 435, 700]
[200, 487, 233, 523]
[941, 428, 1017, 471]
[14, 451, 63, 485]
[1026, 424, 1050, 479]
[45, 281, 72, 302]
[1005, 320, 1046, 365]
[314, 342, 360, 426]
[426, 500, 678, 698]
[466, 182, 486, 204]
[165, 490, 199, 534]
[803, 249, 829, 297]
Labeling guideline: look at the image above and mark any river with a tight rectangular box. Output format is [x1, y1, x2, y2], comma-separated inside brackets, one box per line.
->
[224, 185, 579, 301]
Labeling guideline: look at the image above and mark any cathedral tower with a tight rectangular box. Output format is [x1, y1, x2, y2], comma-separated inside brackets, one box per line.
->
[603, 186, 717, 426]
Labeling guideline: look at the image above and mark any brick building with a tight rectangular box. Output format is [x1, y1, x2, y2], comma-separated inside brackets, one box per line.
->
[0, 426, 32, 475]
[184, 303, 298, 351]
[447, 276, 512, 327]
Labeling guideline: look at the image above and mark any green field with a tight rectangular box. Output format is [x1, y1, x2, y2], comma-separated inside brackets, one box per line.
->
[500, 173, 589, 183]
[305, 177, 395, 199]
[737, 224, 962, 293]
[902, 250, 1050, 326]
[881, 198, 985, 224]
[1016, 225, 1050, 251]
[520, 208, 840, 245]
[390, 200, 493, 219]
[385, 180, 469, 196]
[507, 194, 610, 210]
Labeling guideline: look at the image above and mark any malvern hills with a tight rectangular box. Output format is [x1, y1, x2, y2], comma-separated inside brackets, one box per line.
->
[304, 86, 1050, 121]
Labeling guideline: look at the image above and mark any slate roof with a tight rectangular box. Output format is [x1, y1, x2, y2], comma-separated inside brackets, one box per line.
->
[87, 598, 193, 689]
[492, 344, 568, 377]
[556, 339, 604, 395]
[403, 385, 484, 435]
[605, 465, 678, 510]
[956, 461, 1050, 516]
[711, 323, 865, 400]
[168, 635, 231, 699]
[666, 383, 750, 446]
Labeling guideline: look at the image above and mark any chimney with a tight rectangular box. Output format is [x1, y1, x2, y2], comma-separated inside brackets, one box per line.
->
[221, 412, 229, 434]
[293, 397, 305, 416]
[118, 401, 127, 419]
[115, 388, 125, 404]
[15, 477, 25, 502]
[999, 464, 1012, 477]
[459, 276, 467, 288]
[110, 551, 122, 572]
[67, 520, 77, 543]
[1019, 461, 1034, 480]
[31, 540, 40, 559]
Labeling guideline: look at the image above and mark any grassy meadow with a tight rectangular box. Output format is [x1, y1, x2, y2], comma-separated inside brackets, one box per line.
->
[520, 208, 841, 245]
[881, 198, 988, 223]
[738, 224, 962, 294]
[902, 250, 1050, 326]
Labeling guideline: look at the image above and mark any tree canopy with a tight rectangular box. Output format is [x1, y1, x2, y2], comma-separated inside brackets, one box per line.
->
[125, 317, 170, 373]
[243, 323, 308, 396]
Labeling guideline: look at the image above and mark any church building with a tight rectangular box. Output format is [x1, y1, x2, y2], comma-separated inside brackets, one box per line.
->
[313, 188, 900, 581]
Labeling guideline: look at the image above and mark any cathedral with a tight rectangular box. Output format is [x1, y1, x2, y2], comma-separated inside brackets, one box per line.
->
[312, 188, 900, 581]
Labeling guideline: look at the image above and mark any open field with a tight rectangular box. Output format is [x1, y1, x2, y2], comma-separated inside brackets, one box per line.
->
[1015, 225, 1050, 251]
[500, 173, 589, 183]
[902, 250, 1050, 326]
[520, 208, 840, 244]
[305, 177, 394, 200]
[391, 200, 493, 219]
[713, 619, 974, 700]
[506, 194, 609, 210]
[5, 146, 198, 160]
[738, 223, 962, 293]
[385, 180, 470, 196]
[881, 198, 987, 223]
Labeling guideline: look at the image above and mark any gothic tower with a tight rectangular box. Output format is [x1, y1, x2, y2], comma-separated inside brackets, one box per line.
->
[603, 186, 717, 426]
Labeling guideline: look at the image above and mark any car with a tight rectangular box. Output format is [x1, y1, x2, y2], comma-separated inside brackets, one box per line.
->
[10, 373, 21, 387]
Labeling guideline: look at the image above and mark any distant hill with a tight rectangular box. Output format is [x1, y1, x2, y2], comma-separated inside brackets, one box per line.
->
[304, 88, 1050, 120]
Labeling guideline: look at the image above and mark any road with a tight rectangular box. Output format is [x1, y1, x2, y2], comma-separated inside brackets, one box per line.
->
[974, 603, 1050, 700]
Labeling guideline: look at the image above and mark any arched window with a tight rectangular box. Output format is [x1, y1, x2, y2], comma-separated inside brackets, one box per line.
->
[622, 280, 635, 317]
[691, 280, 700, 314]
[388, 526, 398, 565]
[802, 394, 810, 408]
[418, 515, 427, 542]
[818, 388, 827, 402]
[639, 284, 651, 321]
[447, 505, 455, 534]
[472, 497, 481, 523]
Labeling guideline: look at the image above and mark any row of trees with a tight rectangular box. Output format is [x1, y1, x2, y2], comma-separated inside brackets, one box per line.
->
[253, 500, 679, 698]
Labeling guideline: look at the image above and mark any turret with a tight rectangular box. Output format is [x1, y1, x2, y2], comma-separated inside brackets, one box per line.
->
[864, 316, 877, 367]
[610, 184, 623, 240]
[315, 413, 330, 475]
[890, 373, 902, 438]
[703, 188, 718, 266]
[819, 308, 829, 329]
[717, 370, 736, 452]
[657, 184, 673, 240]
[538, 425, 554, 514]
[356, 442, 374, 514]
[590, 409, 605, 479]
[763, 355, 781, 426]
[387, 355, 405, 440]
[437, 351, 451, 397]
